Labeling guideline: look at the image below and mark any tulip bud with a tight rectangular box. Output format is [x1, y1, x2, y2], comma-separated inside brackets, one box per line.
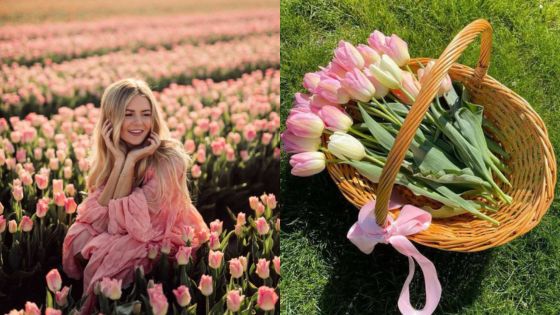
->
[0, 215, 5, 233]
[55, 286, 70, 307]
[198, 275, 213, 296]
[316, 79, 351, 104]
[341, 68, 376, 102]
[368, 55, 403, 90]
[281, 130, 321, 154]
[175, 246, 192, 265]
[256, 258, 270, 279]
[334, 40, 365, 71]
[99, 277, 122, 300]
[8, 220, 17, 233]
[357, 44, 381, 66]
[257, 286, 279, 311]
[20, 216, 33, 232]
[209, 219, 223, 235]
[208, 250, 224, 269]
[64, 197, 77, 214]
[289, 152, 326, 177]
[46, 269, 62, 293]
[255, 217, 270, 235]
[327, 132, 366, 161]
[273, 256, 281, 275]
[12, 185, 23, 202]
[229, 258, 244, 279]
[226, 290, 245, 312]
[173, 285, 191, 307]
[286, 111, 324, 139]
[317, 105, 353, 132]
[147, 284, 168, 315]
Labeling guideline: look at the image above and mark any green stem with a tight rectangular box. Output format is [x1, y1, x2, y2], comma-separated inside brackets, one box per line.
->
[206, 296, 209, 315]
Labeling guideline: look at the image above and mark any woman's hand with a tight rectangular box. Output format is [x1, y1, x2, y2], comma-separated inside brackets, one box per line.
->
[102, 120, 127, 162]
[126, 131, 161, 164]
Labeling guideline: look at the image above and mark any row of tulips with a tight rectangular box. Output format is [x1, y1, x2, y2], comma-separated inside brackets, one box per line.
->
[0, 34, 280, 117]
[0, 10, 279, 66]
[5, 193, 280, 314]
[0, 69, 280, 303]
[0, 9, 275, 41]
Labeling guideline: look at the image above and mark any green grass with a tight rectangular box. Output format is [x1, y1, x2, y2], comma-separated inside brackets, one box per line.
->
[280, 0, 560, 314]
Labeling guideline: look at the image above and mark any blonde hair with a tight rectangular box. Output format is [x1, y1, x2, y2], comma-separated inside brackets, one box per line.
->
[86, 78, 192, 205]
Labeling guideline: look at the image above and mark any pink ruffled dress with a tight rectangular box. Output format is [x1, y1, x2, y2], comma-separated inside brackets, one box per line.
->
[62, 164, 209, 297]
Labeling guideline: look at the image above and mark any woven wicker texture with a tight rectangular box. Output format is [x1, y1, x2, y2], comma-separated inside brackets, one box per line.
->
[325, 19, 557, 252]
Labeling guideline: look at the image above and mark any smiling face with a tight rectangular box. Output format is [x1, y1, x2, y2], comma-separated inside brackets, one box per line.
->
[120, 95, 152, 149]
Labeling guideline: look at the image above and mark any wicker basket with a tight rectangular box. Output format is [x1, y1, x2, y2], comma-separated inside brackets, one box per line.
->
[325, 19, 557, 252]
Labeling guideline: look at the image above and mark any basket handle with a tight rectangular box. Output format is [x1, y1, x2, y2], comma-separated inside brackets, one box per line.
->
[373, 19, 493, 226]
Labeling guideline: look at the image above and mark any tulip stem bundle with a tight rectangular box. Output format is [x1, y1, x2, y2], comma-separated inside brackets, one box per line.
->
[285, 29, 513, 225]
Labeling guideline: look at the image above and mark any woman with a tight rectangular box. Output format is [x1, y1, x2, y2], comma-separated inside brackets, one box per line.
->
[62, 78, 209, 309]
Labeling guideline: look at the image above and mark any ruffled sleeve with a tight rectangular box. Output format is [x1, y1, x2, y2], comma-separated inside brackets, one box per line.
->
[107, 167, 158, 243]
[62, 185, 110, 279]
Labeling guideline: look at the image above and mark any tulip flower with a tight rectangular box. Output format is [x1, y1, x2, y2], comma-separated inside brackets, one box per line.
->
[226, 290, 245, 312]
[55, 286, 70, 307]
[35, 174, 48, 190]
[286, 111, 324, 139]
[255, 217, 270, 235]
[64, 197, 77, 214]
[24, 302, 40, 315]
[334, 40, 365, 71]
[317, 105, 353, 132]
[175, 246, 192, 265]
[368, 30, 410, 67]
[160, 239, 171, 254]
[273, 256, 281, 275]
[8, 220, 17, 233]
[341, 68, 376, 102]
[54, 192, 66, 207]
[198, 275, 213, 296]
[316, 79, 351, 104]
[357, 44, 381, 67]
[303, 72, 321, 93]
[289, 152, 326, 177]
[236, 212, 246, 226]
[229, 258, 244, 278]
[417, 60, 453, 96]
[327, 132, 366, 161]
[99, 277, 122, 300]
[209, 219, 223, 235]
[393, 70, 421, 104]
[208, 250, 224, 269]
[45, 308, 62, 315]
[364, 68, 390, 99]
[209, 232, 220, 250]
[257, 286, 279, 311]
[20, 216, 33, 232]
[12, 185, 23, 202]
[148, 283, 168, 315]
[0, 215, 5, 233]
[173, 285, 191, 307]
[281, 130, 321, 154]
[256, 259, 270, 279]
[46, 269, 62, 293]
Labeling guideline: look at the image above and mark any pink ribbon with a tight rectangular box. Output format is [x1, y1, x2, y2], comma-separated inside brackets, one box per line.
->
[347, 199, 442, 315]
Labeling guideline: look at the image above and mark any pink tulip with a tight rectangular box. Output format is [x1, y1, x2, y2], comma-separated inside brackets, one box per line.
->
[184, 139, 196, 154]
[317, 105, 353, 132]
[191, 164, 202, 179]
[266, 194, 277, 209]
[45, 308, 62, 315]
[181, 226, 194, 243]
[52, 179, 63, 194]
[417, 60, 453, 96]
[10, 131, 22, 143]
[255, 217, 270, 235]
[35, 174, 48, 190]
[99, 277, 122, 300]
[160, 239, 171, 254]
[341, 68, 376, 102]
[275, 218, 281, 232]
[226, 290, 245, 312]
[322, 60, 347, 79]
[49, 158, 59, 171]
[393, 71, 421, 105]
[24, 302, 40, 315]
[208, 250, 224, 269]
[175, 246, 192, 265]
[239, 256, 248, 271]
[256, 203, 265, 217]
[334, 40, 365, 71]
[12, 185, 23, 202]
[33, 148, 43, 160]
[273, 256, 281, 275]
[173, 285, 191, 307]
[303, 72, 321, 93]
[209, 232, 220, 250]
[281, 130, 321, 154]
[65, 184, 76, 197]
[55, 286, 70, 307]
[289, 152, 326, 177]
[384, 34, 410, 67]
[64, 197, 77, 214]
[257, 286, 279, 311]
[316, 79, 350, 104]
[148, 283, 168, 315]
[210, 219, 223, 235]
[236, 212, 246, 226]
[20, 216, 33, 232]
[261, 132, 273, 145]
[0, 215, 5, 233]
[229, 258, 244, 278]
[148, 244, 159, 259]
[357, 44, 381, 67]
[54, 192, 66, 207]
[46, 269, 62, 293]
[249, 196, 260, 211]
[15, 148, 26, 163]
[8, 220, 17, 233]
[198, 275, 213, 296]
[0, 202, 3, 214]
[36, 198, 49, 218]
[256, 258, 270, 279]
[286, 111, 324, 139]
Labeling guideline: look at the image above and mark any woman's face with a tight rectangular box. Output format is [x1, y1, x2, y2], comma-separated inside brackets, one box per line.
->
[120, 95, 152, 149]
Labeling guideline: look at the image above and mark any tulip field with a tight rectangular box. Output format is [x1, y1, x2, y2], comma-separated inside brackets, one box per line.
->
[0, 1, 280, 313]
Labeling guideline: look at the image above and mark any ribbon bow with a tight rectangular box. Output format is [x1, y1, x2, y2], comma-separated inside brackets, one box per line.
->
[347, 199, 442, 315]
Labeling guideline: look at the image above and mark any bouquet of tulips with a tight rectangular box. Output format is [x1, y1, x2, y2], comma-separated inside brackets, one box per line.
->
[283, 30, 512, 225]
[5, 194, 280, 315]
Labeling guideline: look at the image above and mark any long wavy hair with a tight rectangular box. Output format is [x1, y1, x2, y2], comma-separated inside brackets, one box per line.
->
[86, 78, 192, 206]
